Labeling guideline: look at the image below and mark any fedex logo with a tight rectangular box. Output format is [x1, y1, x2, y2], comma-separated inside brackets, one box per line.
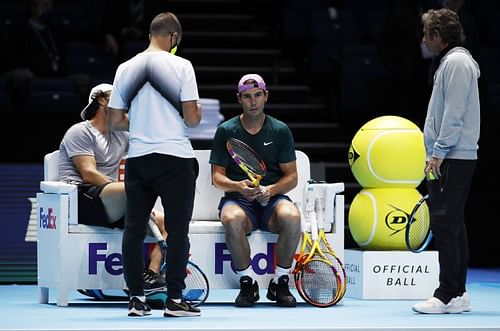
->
[39, 207, 57, 229]
[88, 242, 278, 277]
[88, 243, 123, 275]
[215, 242, 276, 275]
[88, 243, 151, 276]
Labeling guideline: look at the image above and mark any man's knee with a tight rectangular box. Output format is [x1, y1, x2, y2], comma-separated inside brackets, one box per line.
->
[220, 205, 245, 223]
[220, 207, 250, 234]
[275, 202, 301, 230]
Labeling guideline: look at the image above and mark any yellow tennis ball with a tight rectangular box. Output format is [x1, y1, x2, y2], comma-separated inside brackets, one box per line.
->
[348, 188, 429, 250]
[348, 115, 426, 188]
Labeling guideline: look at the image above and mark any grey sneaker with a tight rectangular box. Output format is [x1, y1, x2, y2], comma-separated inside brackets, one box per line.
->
[412, 297, 464, 314]
[164, 299, 201, 317]
[459, 292, 472, 312]
[128, 297, 152, 316]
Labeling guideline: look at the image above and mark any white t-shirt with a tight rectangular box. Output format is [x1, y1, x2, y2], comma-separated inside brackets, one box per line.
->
[58, 121, 129, 183]
[109, 51, 199, 159]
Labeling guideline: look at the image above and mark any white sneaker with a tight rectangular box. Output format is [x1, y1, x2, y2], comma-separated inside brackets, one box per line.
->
[446, 296, 466, 313]
[459, 292, 472, 312]
[412, 297, 464, 314]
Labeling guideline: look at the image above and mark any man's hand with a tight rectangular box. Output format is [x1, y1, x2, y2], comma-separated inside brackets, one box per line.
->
[425, 157, 443, 179]
[238, 179, 262, 202]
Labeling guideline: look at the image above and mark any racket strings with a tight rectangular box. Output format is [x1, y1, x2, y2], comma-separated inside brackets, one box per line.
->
[318, 234, 345, 271]
[300, 259, 339, 305]
[229, 140, 265, 176]
[185, 267, 206, 289]
[408, 201, 430, 251]
[318, 239, 347, 301]
[159, 245, 209, 305]
[183, 264, 209, 304]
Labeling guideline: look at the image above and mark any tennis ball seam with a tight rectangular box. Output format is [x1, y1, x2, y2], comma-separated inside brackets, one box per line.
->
[366, 130, 424, 185]
[355, 190, 378, 247]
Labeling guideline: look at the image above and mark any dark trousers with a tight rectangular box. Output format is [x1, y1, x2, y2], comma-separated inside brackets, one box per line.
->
[122, 153, 198, 299]
[427, 158, 476, 304]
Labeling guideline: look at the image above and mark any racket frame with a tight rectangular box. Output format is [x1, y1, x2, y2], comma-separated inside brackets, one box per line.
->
[316, 214, 347, 303]
[405, 194, 433, 253]
[293, 212, 341, 307]
[226, 138, 266, 187]
[148, 219, 209, 306]
[226, 137, 268, 205]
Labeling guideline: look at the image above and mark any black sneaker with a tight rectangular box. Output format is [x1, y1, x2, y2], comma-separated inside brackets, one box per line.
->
[143, 269, 157, 282]
[143, 269, 166, 293]
[266, 275, 296, 307]
[235, 276, 259, 307]
[163, 299, 201, 317]
[128, 296, 152, 316]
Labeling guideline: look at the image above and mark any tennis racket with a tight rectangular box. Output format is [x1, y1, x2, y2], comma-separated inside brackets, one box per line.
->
[226, 137, 267, 206]
[405, 194, 432, 253]
[314, 198, 346, 303]
[148, 219, 210, 306]
[293, 205, 342, 308]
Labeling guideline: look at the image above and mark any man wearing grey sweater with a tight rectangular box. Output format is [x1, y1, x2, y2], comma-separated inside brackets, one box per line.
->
[413, 8, 480, 314]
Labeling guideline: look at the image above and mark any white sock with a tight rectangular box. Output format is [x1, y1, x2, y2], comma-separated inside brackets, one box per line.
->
[236, 265, 253, 280]
[171, 298, 181, 303]
[273, 265, 290, 283]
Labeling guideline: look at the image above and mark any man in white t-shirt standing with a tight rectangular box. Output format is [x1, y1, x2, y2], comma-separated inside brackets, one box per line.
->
[58, 83, 168, 294]
[108, 12, 202, 318]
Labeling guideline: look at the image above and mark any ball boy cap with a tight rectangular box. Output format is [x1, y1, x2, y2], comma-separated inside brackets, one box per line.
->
[80, 83, 113, 120]
[237, 74, 267, 93]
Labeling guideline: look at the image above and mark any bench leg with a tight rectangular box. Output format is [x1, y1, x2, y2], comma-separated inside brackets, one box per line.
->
[57, 288, 69, 307]
[39, 287, 49, 304]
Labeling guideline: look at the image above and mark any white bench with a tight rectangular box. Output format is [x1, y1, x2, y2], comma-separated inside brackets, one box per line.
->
[37, 150, 345, 306]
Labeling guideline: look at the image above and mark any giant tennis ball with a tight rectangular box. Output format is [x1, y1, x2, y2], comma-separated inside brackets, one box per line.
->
[348, 115, 426, 188]
[348, 188, 429, 250]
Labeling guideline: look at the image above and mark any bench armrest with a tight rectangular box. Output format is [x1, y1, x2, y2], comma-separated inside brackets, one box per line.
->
[40, 181, 77, 194]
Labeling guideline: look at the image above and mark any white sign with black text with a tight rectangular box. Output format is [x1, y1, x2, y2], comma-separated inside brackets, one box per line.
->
[345, 249, 439, 299]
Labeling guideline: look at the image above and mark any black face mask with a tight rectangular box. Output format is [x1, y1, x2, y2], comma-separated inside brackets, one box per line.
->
[169, 33, 178, 55]
[83, 99, 100, 120]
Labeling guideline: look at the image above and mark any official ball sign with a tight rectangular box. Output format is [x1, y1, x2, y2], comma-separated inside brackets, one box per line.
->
[344, 249, 439, 299]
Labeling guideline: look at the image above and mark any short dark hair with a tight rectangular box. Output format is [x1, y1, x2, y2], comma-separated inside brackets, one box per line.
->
[422, 8, 465, 45]
[150, 12, 182, 39]
[90, 89, 111, 101]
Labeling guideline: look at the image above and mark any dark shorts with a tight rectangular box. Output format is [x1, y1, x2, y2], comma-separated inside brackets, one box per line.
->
[218, 192, 291, 231]
[77, 183, 124, 229]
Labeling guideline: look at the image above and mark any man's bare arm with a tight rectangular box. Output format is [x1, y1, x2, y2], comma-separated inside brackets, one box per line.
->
[182, 100, 202, 128]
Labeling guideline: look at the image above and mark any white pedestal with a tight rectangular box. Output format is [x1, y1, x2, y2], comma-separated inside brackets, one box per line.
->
[344, 249, 439, 299]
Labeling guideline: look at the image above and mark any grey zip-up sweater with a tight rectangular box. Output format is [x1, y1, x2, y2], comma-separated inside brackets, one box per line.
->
[424, 46, 480, 160]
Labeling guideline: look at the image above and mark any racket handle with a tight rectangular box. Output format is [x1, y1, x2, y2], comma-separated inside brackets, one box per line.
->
[148, 218, 163, 242]
[310, 211, 319, 241]
[314, 197, 325, 230]
[149, 219, 168, 250]
[258, 185, 268, 206]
